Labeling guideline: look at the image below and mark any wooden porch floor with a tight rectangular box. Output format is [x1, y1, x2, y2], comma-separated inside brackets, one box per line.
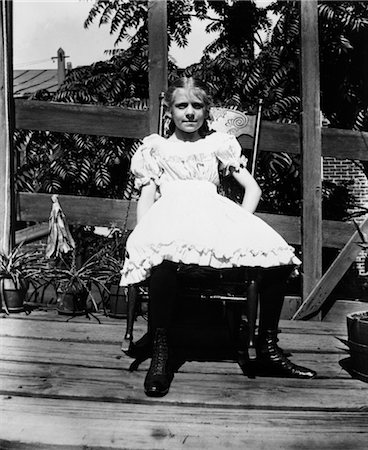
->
[0, 306, 367, 449]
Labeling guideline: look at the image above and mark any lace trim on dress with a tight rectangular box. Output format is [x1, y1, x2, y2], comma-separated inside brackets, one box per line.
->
[160, 152, 215, 164]
[120, 243, 301, 286]
[131, 132, 244, 189]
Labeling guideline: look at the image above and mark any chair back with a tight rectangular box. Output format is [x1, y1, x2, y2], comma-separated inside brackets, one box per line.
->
[158, 95, 263, 178]
[209, 103, 263, 177]
[209, 108, 257, 137]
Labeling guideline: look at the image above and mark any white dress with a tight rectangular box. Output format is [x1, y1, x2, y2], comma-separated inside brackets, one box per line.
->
[120, 132, 300, 286]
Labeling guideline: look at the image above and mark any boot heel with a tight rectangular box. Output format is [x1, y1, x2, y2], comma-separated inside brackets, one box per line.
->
[257, 330, 317, 379]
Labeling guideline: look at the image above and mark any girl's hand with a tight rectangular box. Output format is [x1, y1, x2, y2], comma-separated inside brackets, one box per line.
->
[239, 155, 248, 169]
[231, 166, 262, 214]
[136, 182, 157, 224]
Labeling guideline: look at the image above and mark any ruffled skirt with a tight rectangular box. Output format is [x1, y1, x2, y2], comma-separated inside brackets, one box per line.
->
[120, 180, 300, 286]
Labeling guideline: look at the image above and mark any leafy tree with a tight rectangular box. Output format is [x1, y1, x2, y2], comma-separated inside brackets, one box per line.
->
[15, 0, 364, 217]
[16, 0, 271, 199]
[15, 126, 136, 198]
[184, 1, 368, 127]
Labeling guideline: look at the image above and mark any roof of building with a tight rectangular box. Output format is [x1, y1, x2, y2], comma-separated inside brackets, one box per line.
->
[13, 69, 59, 98]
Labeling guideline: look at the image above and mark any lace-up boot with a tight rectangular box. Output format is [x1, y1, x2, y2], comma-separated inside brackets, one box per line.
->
[257, 330, 317, 379]
[144, 328, 173, 397]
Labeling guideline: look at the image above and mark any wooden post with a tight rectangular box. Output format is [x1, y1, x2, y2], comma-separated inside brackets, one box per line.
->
[300, 0, 322, 301]
[293, 217, 368, 319]
[148, 0, 168, 134]
[0, 0, 14, 253]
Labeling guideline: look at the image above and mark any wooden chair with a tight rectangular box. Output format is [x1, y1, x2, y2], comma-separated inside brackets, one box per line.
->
[122, 99, 264, 369]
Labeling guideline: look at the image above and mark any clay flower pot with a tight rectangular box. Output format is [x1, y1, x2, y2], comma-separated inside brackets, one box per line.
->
[1, 277, 28, 313]
[0, 244, 46, 314]
[106, 284, 128, 319]
[56, 286, 89, 316]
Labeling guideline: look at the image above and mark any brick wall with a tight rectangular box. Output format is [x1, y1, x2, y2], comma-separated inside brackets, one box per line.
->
[323, 157, 368, 274]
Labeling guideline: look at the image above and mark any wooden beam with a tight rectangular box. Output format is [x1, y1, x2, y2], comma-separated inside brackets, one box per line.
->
[148, 0, 168, 133]
[14, 99, 368, 160]
[15, 223, 49, 245]
[14, 99, 150, 138]
[322, 127, 368, 160]
[17, 193, 137, 231]
[17, 192, 355, 249]
[249, 123, 368, 161]
[300, 0, 322, 299]
[292, 215, 368, 320]
[257, 213, 356, 249]
[0, 0, 14, 252]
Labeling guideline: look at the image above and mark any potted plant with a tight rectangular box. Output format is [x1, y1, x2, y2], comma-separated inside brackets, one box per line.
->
[43, 195, 121, 317]
[104, 275, 128, 319]
[48, 249, 121, 317]
[0, 243, 47, 313]
[346, 310, 368, 382]
[100, 250, 127, 318]
[88, 227, 129, 319]
[342, 221, 368, 382]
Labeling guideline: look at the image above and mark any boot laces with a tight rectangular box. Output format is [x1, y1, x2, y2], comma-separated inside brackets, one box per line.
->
[150, 332, 168, 375]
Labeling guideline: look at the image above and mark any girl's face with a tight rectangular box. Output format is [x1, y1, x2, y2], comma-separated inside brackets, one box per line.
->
[167, 88, 207, 138]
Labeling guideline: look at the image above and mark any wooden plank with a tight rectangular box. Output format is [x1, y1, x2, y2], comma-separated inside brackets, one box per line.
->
[148, 0, 168, 133]
[0, 0, 14, 251]
[323, 300, 368, 324]
[17, 192, 356, 249]
[0, 309, 126, 324]
[1, 312, 347, 335]
[0, 360, 365, 409]
[258, 213, 356, 248]
[242, 122, 368, 161]
[0, 340, 347, 379]
[238, 122, 301, 154]
[14, 99, 368, 160]
[320, 218, 356, 249]
[6, 323, 350, 383]
[14, 99, 150, 138]
[0, 341, 128, 370]
[17, 192, 137, 230]
[322, 127, 368, 160]
[279, 319, 346, 334]
[0, 319, 136, 345]
[15, 222, 48, 244]
[293, 215, 368, 319]
[1, 397, 368, 450]
[0, 328, 347, 360]
[300, 0, 322, 300]
[257, 212, 300, 244]
[0, 310, 349, 379]
[0, 310, 347, 345]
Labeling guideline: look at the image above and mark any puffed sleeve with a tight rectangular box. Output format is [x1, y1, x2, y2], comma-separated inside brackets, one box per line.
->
[130, 134, 163, 190]
[215, 133, 243, 176]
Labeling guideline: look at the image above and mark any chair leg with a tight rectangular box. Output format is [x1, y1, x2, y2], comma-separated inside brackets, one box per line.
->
[121, 285, 138, 352]
[246, 278, 259, 360]
[236, 310, 249, 373]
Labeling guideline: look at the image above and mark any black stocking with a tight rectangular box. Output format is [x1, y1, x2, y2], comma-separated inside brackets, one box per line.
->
[256, 266, 317, 379]
[258, 266, 294, 333]
[148, 260, 178, 331]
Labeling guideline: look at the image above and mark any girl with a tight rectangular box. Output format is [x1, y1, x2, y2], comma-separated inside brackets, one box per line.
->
[120, 77, 316, 397]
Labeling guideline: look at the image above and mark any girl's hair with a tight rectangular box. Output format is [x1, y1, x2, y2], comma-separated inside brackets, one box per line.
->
[163, 77, 213, 136]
